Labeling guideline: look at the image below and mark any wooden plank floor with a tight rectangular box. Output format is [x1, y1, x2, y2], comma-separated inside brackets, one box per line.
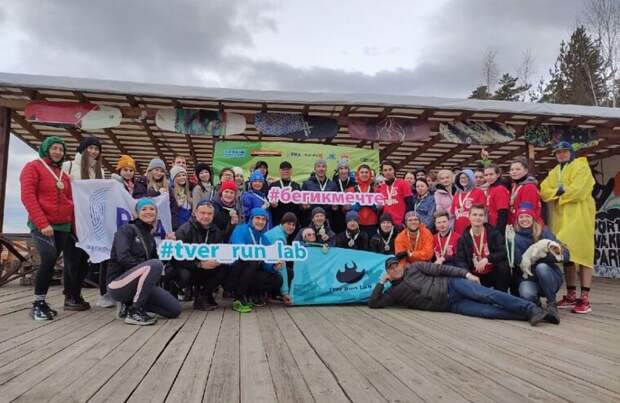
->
[0, 278, 618, 402]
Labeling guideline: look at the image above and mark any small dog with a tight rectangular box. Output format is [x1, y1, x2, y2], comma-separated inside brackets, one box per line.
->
[520, 239, 564, 279]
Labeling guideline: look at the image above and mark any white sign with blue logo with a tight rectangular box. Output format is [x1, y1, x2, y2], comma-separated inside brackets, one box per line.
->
[72, 180, 172, 263]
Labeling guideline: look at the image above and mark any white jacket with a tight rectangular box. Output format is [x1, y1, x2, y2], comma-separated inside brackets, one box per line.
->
[62, 152, 105, 180]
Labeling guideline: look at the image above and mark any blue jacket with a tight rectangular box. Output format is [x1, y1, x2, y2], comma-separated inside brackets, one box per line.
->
[412, 194, 436, 230]
[514, 227, 570, 269]
[229, 222, 275, 272]
[241, 190, 272, 230]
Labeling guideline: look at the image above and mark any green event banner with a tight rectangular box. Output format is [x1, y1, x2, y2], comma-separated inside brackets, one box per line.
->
[213, 141, 379, 184]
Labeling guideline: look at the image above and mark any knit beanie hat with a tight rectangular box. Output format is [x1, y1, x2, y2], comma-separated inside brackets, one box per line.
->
[38, 136, 66, 159]
[249, 169, 265, 182]
[219, 180, 237, 194]
[170, 165, 187, 181]
[147, 158, 166, 172]
[135, 198, 157, 214]
[195, 162, 211, 177]
[281, 212, 298, 225]
[311, 206, 326, 218]
[314, 159, 327, 168]
[231, 166, 244, 177]
[337, 159, 349, 169]
[345, 210, 359, 223]
[379, 213, 394, 224]
[116, 154, 136, 171]
[77, 136, 102, 153]
[516, 202, 536, 218]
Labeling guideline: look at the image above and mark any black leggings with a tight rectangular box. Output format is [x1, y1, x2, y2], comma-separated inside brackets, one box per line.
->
[62, 234, 92, 299]
[31, 229, 69, 297]
[107, 259, 181, 318]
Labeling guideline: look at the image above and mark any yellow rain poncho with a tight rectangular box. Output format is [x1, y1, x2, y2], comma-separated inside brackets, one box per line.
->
[540, 157, 596, 268]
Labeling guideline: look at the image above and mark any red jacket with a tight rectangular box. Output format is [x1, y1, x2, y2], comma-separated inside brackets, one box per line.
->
[20, 158, 74, 230]
[509, 180, 542, 224]
[433, 231, 460, 265]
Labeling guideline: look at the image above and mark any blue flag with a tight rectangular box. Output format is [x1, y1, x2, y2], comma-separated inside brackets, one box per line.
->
[289, 246, 391, 305]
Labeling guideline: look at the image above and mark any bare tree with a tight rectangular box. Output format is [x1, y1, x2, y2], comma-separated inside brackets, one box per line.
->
[482, 48, 499, 93]
[583, 0, 620, 106]
[517, 49, 536, 101]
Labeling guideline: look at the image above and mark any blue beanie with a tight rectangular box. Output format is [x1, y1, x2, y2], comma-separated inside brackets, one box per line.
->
[135, 198, 157, 214]
[250, 169, 265, 182]
[345, 210, 359, 223]
[249, 207, 268, 219]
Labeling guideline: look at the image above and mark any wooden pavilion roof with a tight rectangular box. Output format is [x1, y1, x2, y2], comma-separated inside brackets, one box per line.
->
[1, 72, 619, 176]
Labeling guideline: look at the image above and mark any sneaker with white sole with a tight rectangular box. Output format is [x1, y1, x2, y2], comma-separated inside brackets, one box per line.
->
[557, 295, 577, 309]
[572, 299, 592, 314]
[97, 293, 116, 308]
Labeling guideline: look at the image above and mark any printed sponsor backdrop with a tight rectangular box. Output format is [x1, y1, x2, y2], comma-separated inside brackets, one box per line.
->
[212, 141, 379, 184]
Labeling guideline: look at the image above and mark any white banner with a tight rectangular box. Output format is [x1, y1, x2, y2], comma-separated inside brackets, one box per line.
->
[72, 180, 172, 263]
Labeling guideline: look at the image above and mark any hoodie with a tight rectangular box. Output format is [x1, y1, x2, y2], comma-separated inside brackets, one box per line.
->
[451, 169, 486, 235]
[229, 209, 275, 272]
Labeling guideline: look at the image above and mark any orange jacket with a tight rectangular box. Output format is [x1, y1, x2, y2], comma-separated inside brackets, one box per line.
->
[394, 224, 434, 265]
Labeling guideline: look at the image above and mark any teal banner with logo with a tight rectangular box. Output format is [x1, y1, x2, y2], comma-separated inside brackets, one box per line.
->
[289, 246, 391, 305]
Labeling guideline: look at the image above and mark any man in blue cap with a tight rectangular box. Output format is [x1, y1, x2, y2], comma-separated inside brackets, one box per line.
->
[541, 141, 596, 314]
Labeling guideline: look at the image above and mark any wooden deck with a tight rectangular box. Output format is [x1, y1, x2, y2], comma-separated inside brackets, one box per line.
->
[0, 278, 618, 403]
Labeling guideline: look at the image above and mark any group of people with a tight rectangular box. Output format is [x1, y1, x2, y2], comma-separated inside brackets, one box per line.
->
[20, 134, 596, 326]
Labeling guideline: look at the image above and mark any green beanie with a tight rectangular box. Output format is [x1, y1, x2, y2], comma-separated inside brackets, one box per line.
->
[38, 136, 66, 160]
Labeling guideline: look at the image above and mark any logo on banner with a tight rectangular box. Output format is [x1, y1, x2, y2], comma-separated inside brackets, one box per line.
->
[336, 262, 366, 284]
[89, 188, 109, 241]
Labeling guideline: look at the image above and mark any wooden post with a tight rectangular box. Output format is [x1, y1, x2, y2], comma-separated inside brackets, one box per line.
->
[0, 107, 11, 232]
[526, 143, 536, 177]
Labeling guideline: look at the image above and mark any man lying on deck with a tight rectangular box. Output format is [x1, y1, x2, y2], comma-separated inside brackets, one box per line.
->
[368, 257, 551, 326]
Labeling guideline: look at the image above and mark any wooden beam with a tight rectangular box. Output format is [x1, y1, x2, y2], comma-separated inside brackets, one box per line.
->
[126, 95, 168, 164]
[427, 144, 469, 170]
[396, 135, 441, 170]
[0, 107, 10, 231]
[103, 128, 143, 174]
[11, 111, 45, 141]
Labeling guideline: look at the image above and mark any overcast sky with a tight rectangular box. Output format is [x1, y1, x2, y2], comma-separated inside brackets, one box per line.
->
[1, 0, 584, 232]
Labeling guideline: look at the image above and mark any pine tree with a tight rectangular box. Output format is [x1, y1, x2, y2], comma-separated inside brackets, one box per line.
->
[543, 26, 607, 105]
[492, 73, 531, 101]
[469, 85, 492, 100]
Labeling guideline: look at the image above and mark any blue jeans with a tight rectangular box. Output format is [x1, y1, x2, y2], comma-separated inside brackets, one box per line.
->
[518, 263, 563, 304]
[447, 278, 535, 320]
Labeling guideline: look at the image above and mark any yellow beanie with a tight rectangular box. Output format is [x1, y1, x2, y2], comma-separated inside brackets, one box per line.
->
[116, 154, 136, 171]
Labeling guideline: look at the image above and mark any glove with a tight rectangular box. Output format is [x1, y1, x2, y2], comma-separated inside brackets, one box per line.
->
[555, 186, 565, 197]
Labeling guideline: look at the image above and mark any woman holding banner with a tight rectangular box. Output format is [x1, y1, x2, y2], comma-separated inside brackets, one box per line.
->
[107, 198, 181, 325]
[62, 136, 108, 311]
[20, 136, 75, 320]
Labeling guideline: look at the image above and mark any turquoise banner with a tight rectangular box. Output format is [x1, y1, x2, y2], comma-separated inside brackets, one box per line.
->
[289, 247, 391, 305]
